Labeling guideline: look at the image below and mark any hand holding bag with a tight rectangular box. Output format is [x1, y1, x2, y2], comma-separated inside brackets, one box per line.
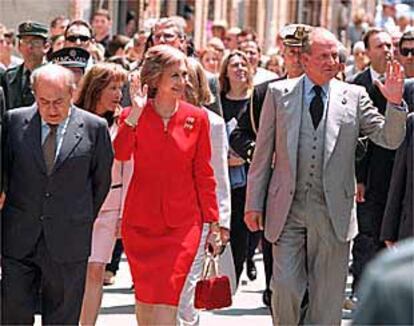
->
[194, 253, 232, 310]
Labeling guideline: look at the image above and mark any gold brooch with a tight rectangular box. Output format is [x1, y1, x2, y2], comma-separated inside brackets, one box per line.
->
[184, 116, 195, 130]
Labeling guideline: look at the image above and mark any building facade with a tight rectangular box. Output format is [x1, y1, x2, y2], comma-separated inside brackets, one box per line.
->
[0, 0, 379, 52]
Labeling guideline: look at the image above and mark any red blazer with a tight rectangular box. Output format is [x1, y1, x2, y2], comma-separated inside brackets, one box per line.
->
[114, 100, 219, 229]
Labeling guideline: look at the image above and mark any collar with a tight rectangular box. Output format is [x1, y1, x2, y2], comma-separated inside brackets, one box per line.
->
[369, 66, 383, 82]
[303, 75, 330, 97]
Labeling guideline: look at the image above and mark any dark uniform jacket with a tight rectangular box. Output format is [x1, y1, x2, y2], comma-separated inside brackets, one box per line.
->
[0, 63, 35, 110]
[230, 77, 281, 162]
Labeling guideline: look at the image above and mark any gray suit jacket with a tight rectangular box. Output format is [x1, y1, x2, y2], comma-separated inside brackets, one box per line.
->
[246, 76, 407, 243]
[2, 105, 113, 262]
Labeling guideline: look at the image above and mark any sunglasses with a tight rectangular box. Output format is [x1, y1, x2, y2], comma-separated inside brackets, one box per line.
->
[400, 47, 414, 57]
[19, 38, 45, 48]
[66, 35, 91, 43]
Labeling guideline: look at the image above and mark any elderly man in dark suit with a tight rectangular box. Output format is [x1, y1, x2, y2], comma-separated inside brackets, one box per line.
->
[0, 21, 49, 110]
[1, 64, 113, 325]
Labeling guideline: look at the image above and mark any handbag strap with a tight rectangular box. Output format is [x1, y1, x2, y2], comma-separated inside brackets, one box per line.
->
[249, 90, 258, 135]
[202, 253, 219, 279]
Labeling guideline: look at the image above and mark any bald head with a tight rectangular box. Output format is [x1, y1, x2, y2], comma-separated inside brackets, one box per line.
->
[31, 64, 75, 93]
[32, 64, 75, 125]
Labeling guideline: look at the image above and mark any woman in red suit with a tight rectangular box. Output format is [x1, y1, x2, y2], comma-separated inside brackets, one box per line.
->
[113, 45, 221, 325]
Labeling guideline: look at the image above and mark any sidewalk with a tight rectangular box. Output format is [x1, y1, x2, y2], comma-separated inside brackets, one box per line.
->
[95, 253, 353, 325]
[33, 252, 354, 325]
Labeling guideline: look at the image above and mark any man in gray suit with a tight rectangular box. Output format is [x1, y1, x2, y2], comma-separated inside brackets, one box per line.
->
[1, 64, 113, 325]
[244, 28, 407, 325]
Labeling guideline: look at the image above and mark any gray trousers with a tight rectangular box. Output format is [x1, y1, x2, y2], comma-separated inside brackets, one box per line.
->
[271, 191, 350, 325]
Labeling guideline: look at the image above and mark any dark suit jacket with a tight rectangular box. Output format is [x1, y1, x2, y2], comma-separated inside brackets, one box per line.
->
[353, 68, 395, 202]
[2, 105, 113, 263]
[0, 86, 4, 190]
[229, 77, 280, 162]
[403, 78, 414, 112]
[0, 63, 35, 110]
[353, 238, 414, 325]
[380, 114, 414, 242]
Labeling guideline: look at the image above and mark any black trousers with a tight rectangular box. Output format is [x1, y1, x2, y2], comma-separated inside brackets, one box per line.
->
[246, 230, 274, 293]
[351, 196, 386, 295]
[1, 234, 88, 325]
[230, 186, 248, 285]
[247, 230, 261, 261]
[106, 239, 124, 275]
[262, 233, 273, 291]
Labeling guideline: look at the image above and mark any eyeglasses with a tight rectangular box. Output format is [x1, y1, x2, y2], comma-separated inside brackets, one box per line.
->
[400, 47, 414, 57]
[66, 35, 91, 43]
[0, 38, 13, 46]
[19, 38, 45, 48]
[152, 32, 178, 43]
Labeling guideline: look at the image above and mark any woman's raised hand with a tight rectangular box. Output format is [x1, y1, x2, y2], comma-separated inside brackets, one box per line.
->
[126, 70, 148, 125]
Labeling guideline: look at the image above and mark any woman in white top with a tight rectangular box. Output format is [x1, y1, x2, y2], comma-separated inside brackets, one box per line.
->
[74, 62, 133, 325]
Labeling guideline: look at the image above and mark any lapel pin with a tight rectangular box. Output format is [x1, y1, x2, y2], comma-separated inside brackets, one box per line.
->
[184, 116, 195, 130]
[342, 98, 347, 105]
[284, 88, 289, 93]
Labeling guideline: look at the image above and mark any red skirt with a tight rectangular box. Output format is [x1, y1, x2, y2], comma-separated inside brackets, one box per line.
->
[122, 219, 203, 305]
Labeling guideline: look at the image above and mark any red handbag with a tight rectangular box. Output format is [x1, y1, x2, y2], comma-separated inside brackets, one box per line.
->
[194, 253, 232, 310]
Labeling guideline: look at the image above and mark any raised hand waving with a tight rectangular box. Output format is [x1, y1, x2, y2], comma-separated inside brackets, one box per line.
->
[375, 60, 405, 105]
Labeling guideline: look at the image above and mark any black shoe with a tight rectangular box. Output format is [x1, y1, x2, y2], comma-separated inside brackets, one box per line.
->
[246, 259, 257, 281]
[262, 289, 272, 307]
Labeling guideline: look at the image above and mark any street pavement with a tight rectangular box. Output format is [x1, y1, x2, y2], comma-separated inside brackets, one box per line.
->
[95, 253, 354, 325]
[34, 252, 354, 325]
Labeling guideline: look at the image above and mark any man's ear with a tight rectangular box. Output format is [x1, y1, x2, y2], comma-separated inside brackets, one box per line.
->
[301, 53, 309, 68]
[43, 41, 51, 55]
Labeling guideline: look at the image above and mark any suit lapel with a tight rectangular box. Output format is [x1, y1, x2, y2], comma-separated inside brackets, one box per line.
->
[25, 107, 47, 174]
[52, 107, 83, 173]
[280, 77, 303, 179]
[324, 79, 347, 168]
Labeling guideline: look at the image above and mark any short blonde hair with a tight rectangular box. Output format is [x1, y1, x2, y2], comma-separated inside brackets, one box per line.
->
[186, 57, 214, 107]
[219, 50, 253, 95]
[140, 44, 187, 98]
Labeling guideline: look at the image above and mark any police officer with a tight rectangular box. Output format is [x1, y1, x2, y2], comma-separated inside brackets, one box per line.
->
[0, 21, 49, 110]
[49, 46, 90, 86]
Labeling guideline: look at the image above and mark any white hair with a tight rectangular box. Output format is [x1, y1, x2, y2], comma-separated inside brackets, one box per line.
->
[31, 63, 75, 92]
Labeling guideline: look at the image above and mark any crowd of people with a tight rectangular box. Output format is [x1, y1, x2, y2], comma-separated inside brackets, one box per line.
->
[0, 4, 413, 326]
